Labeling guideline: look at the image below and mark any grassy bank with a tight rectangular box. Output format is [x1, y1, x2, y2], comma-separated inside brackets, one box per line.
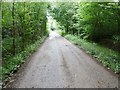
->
[1, 36, 47, 86]
[65, 34, 120, 74]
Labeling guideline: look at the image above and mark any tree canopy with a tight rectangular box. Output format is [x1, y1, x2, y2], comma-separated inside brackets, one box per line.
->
[50, 2, 119, 41]
[2, 2, 48, 62]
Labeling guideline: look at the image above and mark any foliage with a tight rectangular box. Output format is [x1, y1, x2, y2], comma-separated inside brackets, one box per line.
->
[2, 36, 47, 86]
[49, 3, 120, 73]
[78, 2, 119, 41]
[2, 2, 48, 62]
[50, 2, 120, 42]
[2, 2, 48, 85]
[65, 34, 120, 74]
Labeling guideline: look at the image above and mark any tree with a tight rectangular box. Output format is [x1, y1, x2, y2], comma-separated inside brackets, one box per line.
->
[2, 2, 48, 62]
[50, 2, 119, 41]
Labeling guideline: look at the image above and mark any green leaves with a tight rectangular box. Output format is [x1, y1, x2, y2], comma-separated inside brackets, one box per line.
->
[2, 36, 47, 85]
[51, 2, 119, 41]
[2, 2, 48, 60]
[2, 2, 48, 85]
[65, 34, 120, 74]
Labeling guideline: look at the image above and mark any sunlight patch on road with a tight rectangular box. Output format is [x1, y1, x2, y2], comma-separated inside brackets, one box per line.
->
[49, 31, 61, 40]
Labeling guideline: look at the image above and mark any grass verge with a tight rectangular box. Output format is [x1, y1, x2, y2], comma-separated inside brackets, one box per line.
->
[1, 36, 47, 87]
[65, 34, 120, 74]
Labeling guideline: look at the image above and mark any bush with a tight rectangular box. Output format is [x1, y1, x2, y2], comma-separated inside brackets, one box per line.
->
[2, 36, 47, 86]
[65, 34, 120, 74]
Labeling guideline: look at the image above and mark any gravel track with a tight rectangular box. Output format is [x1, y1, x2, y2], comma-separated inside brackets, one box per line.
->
[8, 32, 118, 88]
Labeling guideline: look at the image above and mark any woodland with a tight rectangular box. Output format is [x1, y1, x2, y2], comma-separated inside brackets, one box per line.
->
[1, 2, 120, 86]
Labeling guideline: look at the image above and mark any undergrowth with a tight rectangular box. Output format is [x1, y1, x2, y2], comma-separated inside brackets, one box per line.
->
[1, 36, 47, 87]
[65, 34, 120, 74]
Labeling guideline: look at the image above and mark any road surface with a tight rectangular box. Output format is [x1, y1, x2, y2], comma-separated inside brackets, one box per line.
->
[8, 32, 118, 88]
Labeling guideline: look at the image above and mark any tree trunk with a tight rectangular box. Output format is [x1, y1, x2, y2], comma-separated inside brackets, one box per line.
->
[22, 2, 25, 51]
[12, 1, 15, 55]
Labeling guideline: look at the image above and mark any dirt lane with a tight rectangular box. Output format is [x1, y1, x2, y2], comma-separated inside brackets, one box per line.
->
[8, 32, 118, 88]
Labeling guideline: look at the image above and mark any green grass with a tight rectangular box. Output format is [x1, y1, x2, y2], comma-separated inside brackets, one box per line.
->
[65, 34, 120, 74]
[1, 36, 47, 86]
